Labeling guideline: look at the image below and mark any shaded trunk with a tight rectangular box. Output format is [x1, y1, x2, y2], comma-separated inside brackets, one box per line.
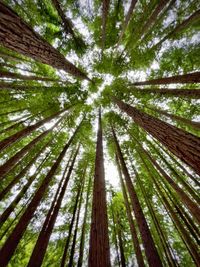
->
[110, 201, 121, 267]
[155, 9, 200, 47]
[0, 62, 43, 76]
[101, 0, 110, 53]
[140, 0, 168, 39]
[0, 108, 66, 152]
[0, 2, 89, 80]
[0, 70, 58, 82]
[0, 82, 71, 91]
[77, 175, 92, 267]
[0, 116, 63, 179]
[155, 180, 200, 265]
[0, 122, 82, 267]
[51, 0, 82, 48]
[113, 98, 200, 176]
[116, 155, 145, 267]
[139, 144, 200, 224]
[60, 177, 82, 267]
[88, 109, 111, 267]
[117, 0, 138, 45]
[68, 165, 86, 267]
[27, 147, 79, 267]
[135, 154, 178, 267]
[132, 72, 200, 85]
[147, 140, 200, 203]
[147, 106, 200, 130]
[0, 140, 52, 201]
[153, 139, 200, 187]
[112, 128, 162, 267]
[129, 87, 200, 98]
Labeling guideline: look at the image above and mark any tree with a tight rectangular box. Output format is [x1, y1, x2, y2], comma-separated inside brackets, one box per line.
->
[88, 109, 111, 267]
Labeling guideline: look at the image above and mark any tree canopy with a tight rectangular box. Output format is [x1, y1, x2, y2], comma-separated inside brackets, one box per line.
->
[0, 0, 199, 266]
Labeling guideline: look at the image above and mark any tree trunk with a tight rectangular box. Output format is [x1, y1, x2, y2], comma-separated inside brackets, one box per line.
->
[155, 180, 200, 265]
[77, 175, 92, 267]
[110, 201, 121, 267]
[147, 106, 200, 130]
[132, 72, 200, 85]
[0, 140, 52, 201]
[27, 147, 79, 267]
[0, 122, 82, 267]
[0, 116, 63, 179]
[0, 70, 58, 82]
[113, 97, 200, 176]
[140, 0, 168, 39]
[88, 109, 111, 267]
[116, 155, 145, 267]
[0, 172, 37, 228]
[155, 9, 200, 47]
[129, 87, 200, 105]
[134, 155, 178, 267]
[101, 0, 110, 53]
[68, 165, 86, 267]
[117, 0, 138, 46]
[51, 0, 82, 48]
[147, 140, 200, 203]
[0, 108, 67, 152]
[60, 176, 82, 267]
[139, 144, 200, 224]
[153, 139, 200, 187]
[0, 2, 89, 80]
[112, 127, 162, 267]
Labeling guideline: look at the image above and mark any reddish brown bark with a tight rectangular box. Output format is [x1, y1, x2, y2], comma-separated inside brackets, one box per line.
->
[61, 176, 83, 267]
[112, 128, 162, 267]
[27, 147, 79, 267]
[0, 108, 66, 152]
[132, 72, 200, 85]
[101, 0, 110, 53]
[0, 2, 89, 80]
[116, 155, 145, 267]
[88, 109, 111, 267]
[113, 98, 200, 176]
[0, 116, 63, 179]
[68, 165, 86, 267]
[147, 106, 200, 130]
[77, 175, 92, 267]
[143, 147, 200, 224]
[0, 140, 52, 201]
[0, 122, 82, 266]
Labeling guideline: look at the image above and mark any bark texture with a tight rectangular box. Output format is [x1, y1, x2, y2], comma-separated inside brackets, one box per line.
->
[132, 72, 200, 85]
[0, 122, 82, 267]
[116, 155, 145, 267]
[88, 109, 111, 267]
[112, 128, 162, 267]
[27, 147, 79, 267]
[113, 97, 200, 176]
[0, 108, 66, 152]
[0, 2, 89, 80]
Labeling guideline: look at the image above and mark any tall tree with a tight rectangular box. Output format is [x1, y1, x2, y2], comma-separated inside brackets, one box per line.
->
[0, 121, 82, 267]
[113, 98, 200, 176]
[112, 127, 162, 267]
[88, 109, 111, 267]
[27, 146, 79, 267]
[132, 72, 200, 85]
[0, 2, 89, 80]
